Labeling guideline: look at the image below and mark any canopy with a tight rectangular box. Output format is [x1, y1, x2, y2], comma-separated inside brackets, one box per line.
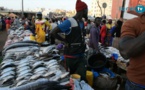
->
[8, 13, 17, 17]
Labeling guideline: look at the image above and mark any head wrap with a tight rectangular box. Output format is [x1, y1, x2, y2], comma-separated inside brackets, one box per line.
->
[76, 0, 88, 12]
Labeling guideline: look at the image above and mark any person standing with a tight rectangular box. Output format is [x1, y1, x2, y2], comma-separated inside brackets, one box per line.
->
[106, 19, 113, 46]
[1, 17, 6, 31]
[119, 12, 145, 90]
[50, 18, 57, 44]
[100, 20, 107, 46]
[13, 16, 20, 27]
[89, 17, 101, 53]
[50, 0, 88, 81]
[35, 12, 52, 44]
[5, 17, 11, 31]
[112, 20, 123, 49]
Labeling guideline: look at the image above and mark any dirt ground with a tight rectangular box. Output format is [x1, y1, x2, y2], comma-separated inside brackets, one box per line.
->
[0, 30, 7, 54]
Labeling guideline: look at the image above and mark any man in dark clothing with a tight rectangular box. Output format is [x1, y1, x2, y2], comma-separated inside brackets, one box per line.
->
[112, 20, 123, 49]
[89, 17, 102, 53]
[50, 0, 88, 81]
[1, 17, 6, 31]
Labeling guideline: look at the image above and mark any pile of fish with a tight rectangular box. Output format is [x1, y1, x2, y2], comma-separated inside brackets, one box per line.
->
[4, 25, 34, 48]
[0, 25, 70, 89]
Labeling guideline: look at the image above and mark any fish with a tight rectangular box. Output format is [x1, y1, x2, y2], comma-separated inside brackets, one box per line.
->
[1, 59, 14, 65]
[1, 67, 15, 75]
[34, 67, 47, 73]
[45, 60, 57, 65]
[18, 70, 31, 77]
[47, 62, 58, 68]
[3, 53, 14, 59]
[17, 66, 30, 72]
[34, 70, 46, 74]
[29, 74, 43, 80]
[60, 72, 69, 79]
[33, 61, 44, 69]
[1, 75, 14, 85]
[0, 71, 15, 79]
[16, 80, 28, 87]
[19, 59, 29, 64]
[16, 73, 32, 81]
[17, 63, 29, 68]
[47, 64, 59, 69]
[1, 62, 15, 69]
[43, 71, 56, 77]
[42, 45, 56, 54]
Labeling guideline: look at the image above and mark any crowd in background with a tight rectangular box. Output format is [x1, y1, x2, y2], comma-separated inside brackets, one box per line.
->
[0, 15, 123, 49]
[85, 17, 123, 51]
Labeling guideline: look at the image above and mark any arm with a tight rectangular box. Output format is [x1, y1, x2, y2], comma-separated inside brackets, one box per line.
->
[50, 26, 66, 42]
[119, 32, 145, 59]
[50, 19, 71, 42]
[119, 20, 145, 59]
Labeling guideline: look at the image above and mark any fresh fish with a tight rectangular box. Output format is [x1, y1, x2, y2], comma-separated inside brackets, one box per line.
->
[33, 61, 44, 69]
[43, 45, 56, 54]
[43, 71, 56, 77]
[17, 66, 30, 72]
[1, 67, 15, 74]
[18, 70, 31, 76]
[3, 53, 14, 59]
[16, 74, 32, 81]
[45, 60, 57, 65]
[17, 63, 29, 68]
[1, 71, 15, 79]
[19, 59, 29, 64]
[1, 68, 15, 75]
[47, 64, 59, 69]
[16, 80, 28, 87]
[34, 67, 46, 73]
[47, 62, 58, 68]
[60, 72, 69, 79]
[1, 62, 15, 69]
[1, 59, 14, 65]
[52, 49, 59, 54]
[34, 70, 46, 74]
[30, 74, 43, 80]
[1, 75, 14, 85]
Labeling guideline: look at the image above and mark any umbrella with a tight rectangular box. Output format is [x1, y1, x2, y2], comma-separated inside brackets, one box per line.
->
[8, 13, 17, 17]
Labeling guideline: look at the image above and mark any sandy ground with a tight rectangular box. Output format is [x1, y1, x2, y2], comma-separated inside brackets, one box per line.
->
[0, 30, 7, 55]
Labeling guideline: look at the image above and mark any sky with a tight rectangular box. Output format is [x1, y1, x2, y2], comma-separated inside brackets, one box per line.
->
[0, 0, 91, 10]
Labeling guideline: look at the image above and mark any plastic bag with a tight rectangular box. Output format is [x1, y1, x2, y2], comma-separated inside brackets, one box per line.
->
[74, 80, 94, 90]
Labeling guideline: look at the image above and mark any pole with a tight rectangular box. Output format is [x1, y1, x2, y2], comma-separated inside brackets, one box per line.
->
[97, 0, 102, 16]
[104, 8, 105, 15]
[121, 0, 126, 18]
[22, 0, 24, 17]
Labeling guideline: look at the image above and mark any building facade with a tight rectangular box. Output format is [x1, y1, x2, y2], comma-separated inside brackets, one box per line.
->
[91, 0, 113, 17]
[111, 0, 123, 19]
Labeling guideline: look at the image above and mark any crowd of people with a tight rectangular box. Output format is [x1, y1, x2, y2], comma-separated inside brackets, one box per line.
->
[86, 17, 123, 52]
[1, 0, 145, 89]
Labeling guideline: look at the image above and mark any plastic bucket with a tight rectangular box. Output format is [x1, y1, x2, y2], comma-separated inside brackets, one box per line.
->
[87, 53, 107, 70]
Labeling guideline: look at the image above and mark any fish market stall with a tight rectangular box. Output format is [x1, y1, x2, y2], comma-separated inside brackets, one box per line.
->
[0, 25, 71, 90]
[99, 45, 128, 71]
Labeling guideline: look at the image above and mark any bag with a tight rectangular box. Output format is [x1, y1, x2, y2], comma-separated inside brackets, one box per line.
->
[94, 74, 118, 89]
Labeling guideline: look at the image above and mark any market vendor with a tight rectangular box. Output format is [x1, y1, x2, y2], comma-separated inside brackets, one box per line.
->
[50, 0, 88, 81]
[35, 12, 52, 44]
